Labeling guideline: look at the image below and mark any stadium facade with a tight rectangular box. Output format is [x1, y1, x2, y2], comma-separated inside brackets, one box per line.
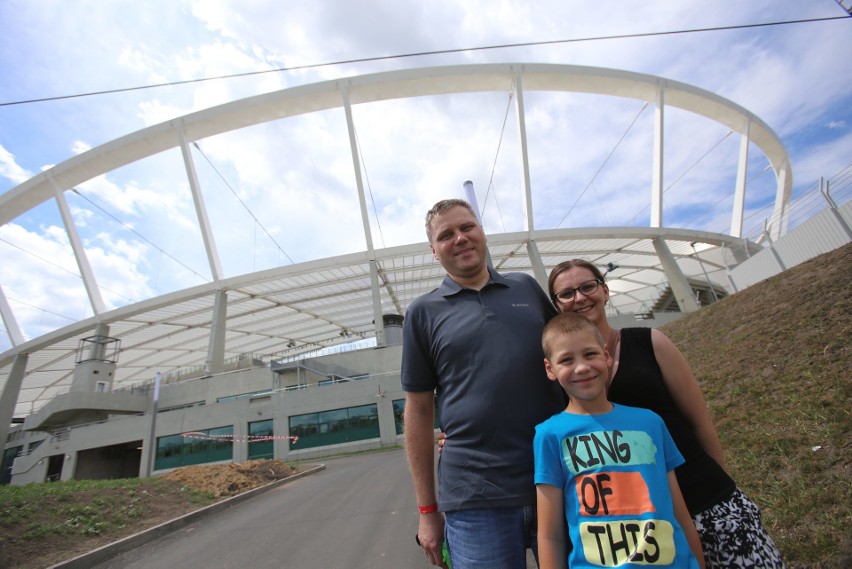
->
[2, 63, 847, 485]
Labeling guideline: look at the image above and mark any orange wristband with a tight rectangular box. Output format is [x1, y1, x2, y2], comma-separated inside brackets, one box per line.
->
[418, 503, 438, 514]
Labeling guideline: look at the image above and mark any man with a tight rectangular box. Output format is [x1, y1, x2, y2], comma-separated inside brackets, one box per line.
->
[402, 199, 563, 569]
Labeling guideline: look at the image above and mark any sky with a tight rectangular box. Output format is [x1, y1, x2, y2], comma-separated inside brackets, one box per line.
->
[0, 0, 850, 351]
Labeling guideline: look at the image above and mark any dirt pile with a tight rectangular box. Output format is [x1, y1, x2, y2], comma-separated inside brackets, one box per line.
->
[163, 459, 300, 497]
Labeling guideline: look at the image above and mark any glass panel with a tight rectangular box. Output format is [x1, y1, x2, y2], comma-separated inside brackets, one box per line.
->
[1, 446, 24, 485]
[391, 396, 440, 436]
[290, 404, 380, 450]
[393, 399, 405, 435]
[154, 426, 234, 470]
[248, 419, 274, 460]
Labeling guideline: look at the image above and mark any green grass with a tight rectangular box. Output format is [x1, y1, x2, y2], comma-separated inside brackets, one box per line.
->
[0, 478, 192, 541]
[661, 243, 851, 568]
[0, 477, 216, 568]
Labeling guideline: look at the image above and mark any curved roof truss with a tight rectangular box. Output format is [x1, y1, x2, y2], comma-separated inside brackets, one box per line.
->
[0, 63, 790, 418]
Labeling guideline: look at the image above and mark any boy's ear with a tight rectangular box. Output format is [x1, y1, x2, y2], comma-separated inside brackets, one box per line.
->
[543, 357, 557, 381]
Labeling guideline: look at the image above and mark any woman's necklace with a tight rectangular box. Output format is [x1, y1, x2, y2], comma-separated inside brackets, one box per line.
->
[606, 327, 621, 389]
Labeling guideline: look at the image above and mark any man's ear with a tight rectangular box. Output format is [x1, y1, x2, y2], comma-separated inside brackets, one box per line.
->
[430, 245, 438, 260]
[543, 358, 557, 381]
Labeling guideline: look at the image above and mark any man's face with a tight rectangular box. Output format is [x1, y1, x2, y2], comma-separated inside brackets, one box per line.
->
[428, 205, 488, 281]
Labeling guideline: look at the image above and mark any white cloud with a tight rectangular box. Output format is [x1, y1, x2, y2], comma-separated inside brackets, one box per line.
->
[0, 145, 32, 185]
[71, 141, 92, 155]
[0, 0, 850, 349]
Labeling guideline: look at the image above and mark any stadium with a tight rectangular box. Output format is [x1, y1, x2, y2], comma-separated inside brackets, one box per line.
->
[1, 64, 850, 485]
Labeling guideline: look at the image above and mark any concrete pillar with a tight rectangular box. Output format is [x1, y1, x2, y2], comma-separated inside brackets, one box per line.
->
[206, 290, 227, 375]
[652, 237, 700, 313]
[526, 239, 549, 293]
[0, 353, 28, 455]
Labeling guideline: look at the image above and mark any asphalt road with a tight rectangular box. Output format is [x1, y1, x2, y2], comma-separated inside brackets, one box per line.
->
[91, 448, 432, 569]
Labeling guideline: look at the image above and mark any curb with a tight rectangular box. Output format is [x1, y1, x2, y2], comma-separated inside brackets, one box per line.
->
[47, 464, 326, 569]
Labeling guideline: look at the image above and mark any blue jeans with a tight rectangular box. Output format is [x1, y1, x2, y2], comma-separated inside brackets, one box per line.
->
[444, 505, 538, 569]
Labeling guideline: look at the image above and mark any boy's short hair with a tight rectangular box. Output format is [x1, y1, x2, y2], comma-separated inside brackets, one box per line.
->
[425, 199, 476, 242]
[542, 312, 605, 358]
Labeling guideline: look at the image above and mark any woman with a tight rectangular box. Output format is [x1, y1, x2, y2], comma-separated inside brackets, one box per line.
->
[547, 258, 784, 568]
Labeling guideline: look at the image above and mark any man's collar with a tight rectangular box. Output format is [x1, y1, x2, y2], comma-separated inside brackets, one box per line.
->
[438, 267, 508, 296]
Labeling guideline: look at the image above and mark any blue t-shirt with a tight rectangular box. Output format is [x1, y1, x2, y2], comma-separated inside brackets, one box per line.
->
[402, 269, 562, 512]
[534, 404, 699, 568]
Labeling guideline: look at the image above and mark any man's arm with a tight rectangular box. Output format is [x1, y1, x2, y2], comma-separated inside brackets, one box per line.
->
[405, 390, 446, 568]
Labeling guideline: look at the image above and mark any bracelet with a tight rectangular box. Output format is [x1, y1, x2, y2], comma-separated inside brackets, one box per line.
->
[418, 503, 438, 514]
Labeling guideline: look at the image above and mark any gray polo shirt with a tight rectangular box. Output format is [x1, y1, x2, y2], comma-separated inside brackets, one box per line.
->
[401, 269, 563, 512]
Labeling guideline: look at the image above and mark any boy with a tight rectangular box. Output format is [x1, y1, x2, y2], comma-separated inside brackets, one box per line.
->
[533, 312, 705, 568]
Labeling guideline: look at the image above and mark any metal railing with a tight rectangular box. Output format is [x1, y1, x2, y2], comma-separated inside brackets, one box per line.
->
[742, 164, 851, 244]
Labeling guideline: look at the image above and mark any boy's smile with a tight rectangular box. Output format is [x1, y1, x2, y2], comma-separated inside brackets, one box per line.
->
[544, 328, 613, 412]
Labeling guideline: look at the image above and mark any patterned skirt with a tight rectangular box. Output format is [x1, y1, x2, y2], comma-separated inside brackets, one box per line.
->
[693, 488, 786, 569]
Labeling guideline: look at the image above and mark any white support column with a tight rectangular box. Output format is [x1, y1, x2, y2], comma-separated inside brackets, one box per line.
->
[49, 177, 106, 315]
[650, 87, 665, 228]
[0, 353, 28, 456]
[369, 260, 385, 347]
[142, 372, 161, 478]
[526, 238, 549, 293]
[0, 283, 24, 346]
[730, 121, 750, 238]
[177, 127, 223, 282]
[340, 84, 385, 346]
[206, 289, 227, 374]
[463, 180, 493, 269]
[652, 236, 700, 313]
[767, 162, 792, 240]
[512, 71, 548, 292]
[88, 322, 110, 359]
[513, 70, 535, 232]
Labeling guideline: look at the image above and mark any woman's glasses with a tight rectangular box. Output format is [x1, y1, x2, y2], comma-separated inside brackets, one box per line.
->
[551, 279, 603, 305]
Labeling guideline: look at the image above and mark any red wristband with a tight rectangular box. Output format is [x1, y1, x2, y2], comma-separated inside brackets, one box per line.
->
[418, 503, 438, 514]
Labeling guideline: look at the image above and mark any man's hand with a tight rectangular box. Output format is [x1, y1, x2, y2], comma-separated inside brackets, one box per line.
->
[417, 512, 448, 568]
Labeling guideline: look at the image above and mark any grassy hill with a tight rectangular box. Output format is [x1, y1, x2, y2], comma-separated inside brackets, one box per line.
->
[661, 242, 851, 568]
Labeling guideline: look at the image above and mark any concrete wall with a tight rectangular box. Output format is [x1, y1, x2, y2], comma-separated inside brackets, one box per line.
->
[730, 200, 851, 290]
[8, 345, 405, 484]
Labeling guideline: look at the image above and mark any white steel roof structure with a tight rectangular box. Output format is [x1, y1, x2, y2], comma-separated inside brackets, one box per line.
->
[0, 63, 791, 421]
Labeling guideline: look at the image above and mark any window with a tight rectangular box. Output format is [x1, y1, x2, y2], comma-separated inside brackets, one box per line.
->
[154, 426, 233, 471]
[392, 396, 441, 435]
[217, 390, 272, 403]
[159, 401, 205, 413]
[248, 419, 274, 460]
[1, 446, 24, 485]
[289, 404, 379, 450]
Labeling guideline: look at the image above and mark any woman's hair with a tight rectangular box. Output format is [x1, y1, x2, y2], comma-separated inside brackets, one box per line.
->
[547, 258, 606, 296]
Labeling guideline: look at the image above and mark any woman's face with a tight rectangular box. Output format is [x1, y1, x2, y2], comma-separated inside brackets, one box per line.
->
[550, 266, 609, 327]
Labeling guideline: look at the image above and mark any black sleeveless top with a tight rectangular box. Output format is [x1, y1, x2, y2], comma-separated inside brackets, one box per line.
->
[609, 327, 736, 515]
